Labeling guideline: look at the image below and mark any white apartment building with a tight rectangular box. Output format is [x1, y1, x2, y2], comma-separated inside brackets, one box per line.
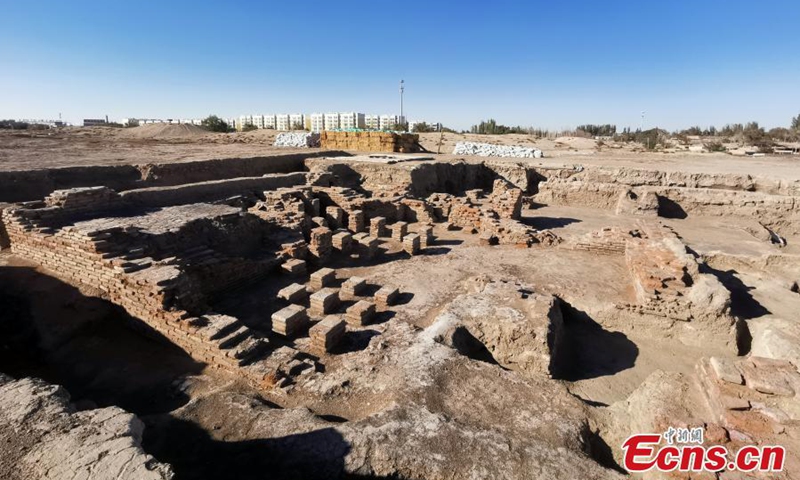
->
[310, 113, 325, 132]
[379, 115, 406, 130]
[252, 115, 265, 129]
[339, 112, 366, 130]
[263, 114, 277, 129]
[289, 114, 305, 130]
[365, 114, 380, 130]
[275, 114, 291, 131]
[323, 113, 340, 131]
[238, 115, 251, 130]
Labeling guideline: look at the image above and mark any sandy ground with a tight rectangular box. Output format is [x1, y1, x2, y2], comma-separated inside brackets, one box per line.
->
[2, 127, 800, 182]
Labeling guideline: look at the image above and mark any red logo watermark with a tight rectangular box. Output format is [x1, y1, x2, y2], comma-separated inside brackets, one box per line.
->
[622, 428, 785, 473]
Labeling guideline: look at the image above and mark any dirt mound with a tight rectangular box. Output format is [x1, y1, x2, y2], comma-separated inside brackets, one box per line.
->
[118, 123, 212, 140]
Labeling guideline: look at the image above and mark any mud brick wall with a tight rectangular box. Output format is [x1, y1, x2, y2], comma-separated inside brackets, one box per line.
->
[448, 202, 483, 230]
[488, 180, 523, 220]
[1, 205, 289, 389]
[0, 152, 343, 203]
[121, 172, 310, 209]
[320, 131, 421, 153]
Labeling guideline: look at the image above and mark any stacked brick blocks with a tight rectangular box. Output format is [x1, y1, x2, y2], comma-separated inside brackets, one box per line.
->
[332, 231, 353, 254]
[325, 206, 344, 229]
[277, 283, 308, 304]
[370, 217, 387, 237]
[346, 300, 375, 326]
[309, 315, 346, 354]
[418, 225, 434, 248]
[348, 210, 365, 233]
[282, 258, 307, 275]
[309, 227, 332, 261]
[403, 234, 421, 255]
[375, 286, 399, 309]
[272, 304, 308, 337]
[310, 267, 336, 290]
[341, 276, 367, 299]
[390, 222, 408, 241]
[310, 288, 340, 316]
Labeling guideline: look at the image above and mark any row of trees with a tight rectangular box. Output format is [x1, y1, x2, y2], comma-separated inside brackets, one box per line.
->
[0, 119, 31, 129]
[576, 124, 617, 136]
[469, 119, 530, 135]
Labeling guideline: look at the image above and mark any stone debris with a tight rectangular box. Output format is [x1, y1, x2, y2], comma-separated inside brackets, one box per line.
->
[453, 141, 543, 158]
[309, 315, 346, 354]
[272, 304, 308, 337]
[709, 356, 744, 385]
[0, 375, 174, 480]
[273, 132, 320, 148]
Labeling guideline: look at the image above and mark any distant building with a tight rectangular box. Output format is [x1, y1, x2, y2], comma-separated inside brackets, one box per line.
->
[379, 115, 406, 130]
[263, 115, 277, 129]
[252, 115, 265, 129]
[275, 114, 291, 131]
[83, 118, 108, 127]
[310, 113, 325, 132]
[365, 114, 380, 130]
[339, 112, 365, 130]
[323, 113, 340, 131]
[289, 114, 305, 130]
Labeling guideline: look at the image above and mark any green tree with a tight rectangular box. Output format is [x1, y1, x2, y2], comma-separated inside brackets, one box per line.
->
[792, 113, 800, 131]
[411, 122, 432, 133]
[201, 115, 231, 133]
[242, 123, 257, 132]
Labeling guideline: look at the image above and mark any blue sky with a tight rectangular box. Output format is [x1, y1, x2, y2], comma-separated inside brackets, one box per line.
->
[1, 1, 799, 130]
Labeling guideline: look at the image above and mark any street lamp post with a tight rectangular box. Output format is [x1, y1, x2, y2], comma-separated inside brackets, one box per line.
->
[400, 80, 404, 120]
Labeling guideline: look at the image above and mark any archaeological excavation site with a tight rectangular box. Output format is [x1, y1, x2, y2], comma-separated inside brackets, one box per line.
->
[1, 132, 800, 479]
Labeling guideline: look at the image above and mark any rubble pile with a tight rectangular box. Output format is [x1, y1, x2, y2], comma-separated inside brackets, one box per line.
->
[273, 132, 321, 148]
[453, 141, 543, 158]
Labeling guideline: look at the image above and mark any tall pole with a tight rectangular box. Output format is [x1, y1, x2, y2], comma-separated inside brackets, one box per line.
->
[400, 79, 404, 120]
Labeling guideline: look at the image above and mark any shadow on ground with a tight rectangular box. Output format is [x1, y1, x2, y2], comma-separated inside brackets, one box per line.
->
[699, 264, 771, 320]
[0, 265, 203, 415]
[520, 216, 582, 230]
[143, 417, 400, 480]
[555, 299, 639, 381]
